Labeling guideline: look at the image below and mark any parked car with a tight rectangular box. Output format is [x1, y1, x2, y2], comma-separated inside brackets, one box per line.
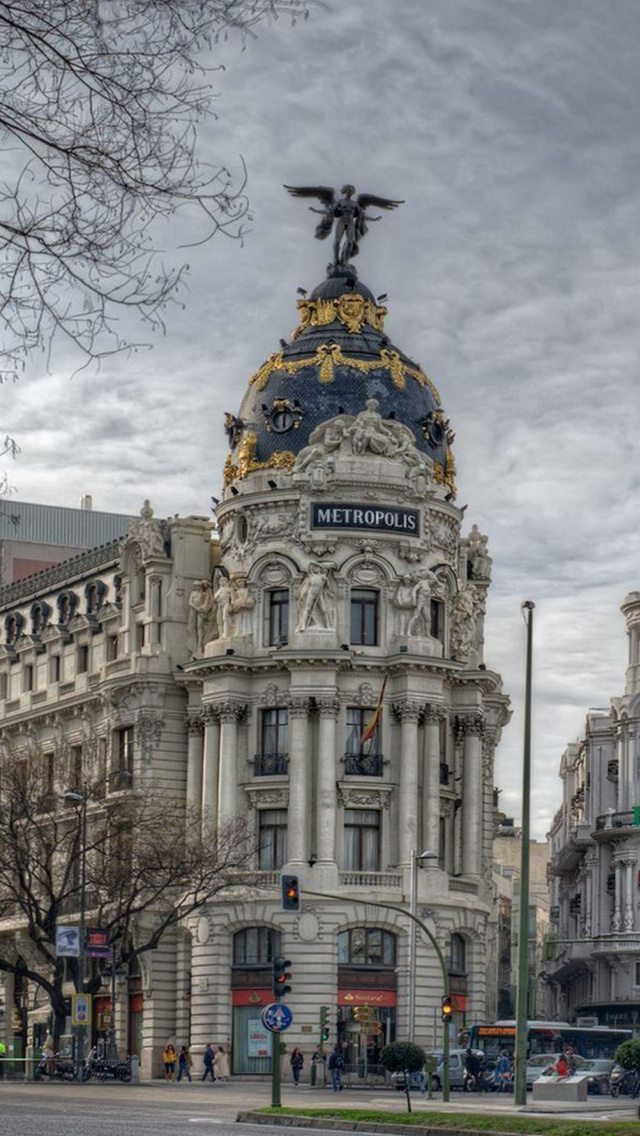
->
[392, 1049, 474, 1092]
[580, 1058, 614, 1095]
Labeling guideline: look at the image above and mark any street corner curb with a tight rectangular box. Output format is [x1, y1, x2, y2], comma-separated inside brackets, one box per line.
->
[234, 1114, 526, 1136]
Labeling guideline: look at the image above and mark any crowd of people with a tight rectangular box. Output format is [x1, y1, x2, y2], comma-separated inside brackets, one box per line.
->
[161, 1043, 230, 1083]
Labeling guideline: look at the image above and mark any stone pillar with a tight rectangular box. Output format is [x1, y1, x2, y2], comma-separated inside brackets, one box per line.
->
[461, 716, 484, 878]
[612, 861, 622, 932]
[287, 698, 310, 865]
[202, 710, 220, 831]
[423, 707, 442, 860]
[624, 859, 635, 932]
[316, 699, 340, 864]
[217, 702, 244, 829]
[186, 716, 204, 820]
[397, 701, 422, 865]
[148, 574, 162, 645]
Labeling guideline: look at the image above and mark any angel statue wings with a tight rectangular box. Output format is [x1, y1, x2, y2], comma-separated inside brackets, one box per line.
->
[284, 184, 404, 267]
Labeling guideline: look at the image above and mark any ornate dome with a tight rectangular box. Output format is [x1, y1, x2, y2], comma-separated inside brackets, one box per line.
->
[223, 265, 456, 495]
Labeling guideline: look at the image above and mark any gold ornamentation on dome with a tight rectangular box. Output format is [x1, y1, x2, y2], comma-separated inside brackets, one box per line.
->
[249, 341, 438, 399]
[224, 429, 296, 487]
[292, 293, 387, 338]
[433, 448, 457, 498]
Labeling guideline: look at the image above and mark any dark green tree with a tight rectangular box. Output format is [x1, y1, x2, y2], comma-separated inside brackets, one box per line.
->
[380, 1041, 426, 1113]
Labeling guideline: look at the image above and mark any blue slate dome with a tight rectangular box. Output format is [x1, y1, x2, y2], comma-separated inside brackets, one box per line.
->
[223, 266, 455, 494]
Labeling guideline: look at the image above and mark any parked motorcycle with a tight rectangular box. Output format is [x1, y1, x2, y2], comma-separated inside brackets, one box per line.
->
[610, 1065, 640, 1098]
[82, 1047, 131, 1083]
[34, 1055, 76, 1082]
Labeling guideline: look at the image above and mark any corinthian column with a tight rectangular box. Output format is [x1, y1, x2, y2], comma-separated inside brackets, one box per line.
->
[461, 716, 483, 877]
[186, 716, 204, 819]
[423, 707, 442, 861]
[287, 698, 310, 865]
[201, 709, 220, 831]
[217, 702, 245, 829]
[316, 699, 340, 864]
[397, 701, 422, 865]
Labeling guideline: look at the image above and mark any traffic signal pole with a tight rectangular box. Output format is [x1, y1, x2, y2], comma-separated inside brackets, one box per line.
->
[303, 888, 451, 1102]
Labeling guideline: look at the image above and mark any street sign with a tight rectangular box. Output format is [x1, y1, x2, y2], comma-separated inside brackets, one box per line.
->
[71, 993, 92, 1027]
[261, 1003, 293, 1033]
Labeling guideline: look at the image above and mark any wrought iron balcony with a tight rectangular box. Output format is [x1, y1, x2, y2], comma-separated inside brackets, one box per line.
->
[343, 752, 383, 777]
[252, 752, 288, 777]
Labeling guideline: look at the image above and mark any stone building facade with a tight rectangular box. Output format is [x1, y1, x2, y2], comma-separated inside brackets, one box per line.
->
[0, 256, 511, 1077]
[545, 592, 640, 1029]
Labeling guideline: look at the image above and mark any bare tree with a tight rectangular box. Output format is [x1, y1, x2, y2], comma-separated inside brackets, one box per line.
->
[0, 757, 254, 1044]
[0, 0, 310, 374]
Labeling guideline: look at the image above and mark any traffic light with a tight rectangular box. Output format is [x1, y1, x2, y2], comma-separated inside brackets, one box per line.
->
[272, 956, 292, 1000]
[441, 994, 453, 1023]
[281, 874, 300, 911]
[320, 1005, 330, 1042]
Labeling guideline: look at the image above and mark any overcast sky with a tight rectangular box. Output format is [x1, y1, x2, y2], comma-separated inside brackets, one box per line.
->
[4, 0, 640, 839]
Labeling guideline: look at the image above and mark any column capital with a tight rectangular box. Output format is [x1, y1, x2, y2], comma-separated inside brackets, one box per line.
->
[186, 714, 204, 736]
[392, 699, 423, 723]
[455, 713, 485, 740]
[203, 704, 221, 725]
[216, 700, 247, 723]
[287, 697, 310, 719]
[314, 697, 341, 719]
[424, 703, 446, 724]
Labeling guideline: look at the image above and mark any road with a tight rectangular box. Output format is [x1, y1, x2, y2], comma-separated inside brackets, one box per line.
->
[1, 1078, 638, 1136]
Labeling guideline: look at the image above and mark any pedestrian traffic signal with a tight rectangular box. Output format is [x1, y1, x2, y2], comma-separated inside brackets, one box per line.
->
[273, 956, 292, 999]
[441, 994, 453, 1023]
[320, 1005, 330, 1042]
[281, 874, 300, 911]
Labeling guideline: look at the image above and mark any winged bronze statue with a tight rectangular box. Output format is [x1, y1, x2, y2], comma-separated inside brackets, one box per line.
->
[284, 184, 404, 266]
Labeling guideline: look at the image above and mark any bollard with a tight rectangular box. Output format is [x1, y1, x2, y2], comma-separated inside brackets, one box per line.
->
[130, 1055, 140, 1084]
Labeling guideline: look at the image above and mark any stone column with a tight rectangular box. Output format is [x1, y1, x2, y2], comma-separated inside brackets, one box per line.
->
[217, 702, 245, 829]
[612, 861, 622, 932]
[202, 709, 220, 830]
[423, 707, 442, 861]
[186, 716, 204, 820]
[397, 701, 422, 865]
[461, 716, 484, 878]
[316, 699, 340, 864]
[624, 859, 635, 932]
[287, 698, 310, 865]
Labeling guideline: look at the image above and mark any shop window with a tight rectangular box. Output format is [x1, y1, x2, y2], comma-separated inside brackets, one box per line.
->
[233, 927, 282, 967]
[343, 809, 380, 871]
[266, 589, 289, 646]
[259, 809, 288, 870]
[350, 589, 378, 646]
[345, 707, 382, 775]
[338, 927, 396, 966]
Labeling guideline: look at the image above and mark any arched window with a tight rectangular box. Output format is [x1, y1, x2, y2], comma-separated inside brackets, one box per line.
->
[5, 612, 23, 645]
[338, 927, 396, 967]
[233, 927, 281, 967]
[30, 601, 51, 636]
[450, 933, 467, 974]
[57, 590, 78, 627]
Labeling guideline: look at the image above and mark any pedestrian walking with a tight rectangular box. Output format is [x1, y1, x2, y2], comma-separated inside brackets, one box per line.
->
[201, 1042, 216, 1082]
[328, 1045, 344, 1092]
[163, 1043, 177, 1082]
[290, 1047, 304, 1086]
[495, 1050, 512, 1092]
[213, 1045, 230, 1081]
[176, 1046, 193, 1082]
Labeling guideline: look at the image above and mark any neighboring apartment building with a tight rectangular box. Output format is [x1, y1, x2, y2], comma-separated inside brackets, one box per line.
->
[0, 497, 131, 584]
[545, 591, 640, 1029]
[490, 821, 551, 1020]
[0, 251, 512, 1076]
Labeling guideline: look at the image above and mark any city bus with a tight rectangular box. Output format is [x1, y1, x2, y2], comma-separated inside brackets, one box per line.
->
[467, 1021, 632, 1062]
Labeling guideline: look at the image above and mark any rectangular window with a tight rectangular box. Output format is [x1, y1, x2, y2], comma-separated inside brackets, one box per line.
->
[50, 655, 62, 684]
[345, 707, 382, 775]
[111, 726, 134, 790]
[635, 961, 640, 986]
[43, 752, 55, 800]
[256, 708, 288, 775]
[106, 635, 119, 662]
[0, 673, 7, 700]
[23, 664, 34, 692]
[350, 589, 378, 646]
[430, 599, 445, 641]
[136, 623, 145, 651]
[344, 809, 380, 871]
[267, 589, 289, 646]
[259, 809, 288, 870]
[77, 644, 89, 674]
[69, 745, 83, 792]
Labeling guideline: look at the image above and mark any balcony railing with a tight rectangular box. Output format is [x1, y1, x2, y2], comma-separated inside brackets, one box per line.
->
[339, 871, 402, 888]
[343, 752, 383, 777]
[252, 753, 288, 777]
[596, 810, 640, 830]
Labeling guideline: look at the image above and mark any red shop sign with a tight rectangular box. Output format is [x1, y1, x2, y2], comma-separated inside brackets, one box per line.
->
[339, 990, 396, 1008]
[232, 988, 272, 1007]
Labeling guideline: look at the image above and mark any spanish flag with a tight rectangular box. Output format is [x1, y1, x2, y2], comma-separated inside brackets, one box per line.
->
[359, 676, 388, 747]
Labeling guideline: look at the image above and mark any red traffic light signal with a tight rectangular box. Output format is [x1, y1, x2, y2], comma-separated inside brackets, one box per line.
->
[273, 955, 292, 999]
[281, 874, 300, 911]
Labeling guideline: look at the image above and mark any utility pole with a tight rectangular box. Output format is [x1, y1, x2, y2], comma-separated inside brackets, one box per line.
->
[514, 601, 535, 1106]
[64, 787, 88, 1079]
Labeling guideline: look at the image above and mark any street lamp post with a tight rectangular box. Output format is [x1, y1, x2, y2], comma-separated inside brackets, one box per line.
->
[514, 600, 535, 1106]
[64, 788, 88, 1078]
[408, 850, 438, 1042]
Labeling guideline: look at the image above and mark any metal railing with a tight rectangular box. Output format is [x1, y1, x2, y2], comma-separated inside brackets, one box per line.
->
[596, 811, 638, 830]
[343, 752, 383, 777]
[252, 752, 288, 777]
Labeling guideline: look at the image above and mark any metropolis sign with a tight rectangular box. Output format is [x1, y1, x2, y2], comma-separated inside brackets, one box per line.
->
[311, 502, 420, 536]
